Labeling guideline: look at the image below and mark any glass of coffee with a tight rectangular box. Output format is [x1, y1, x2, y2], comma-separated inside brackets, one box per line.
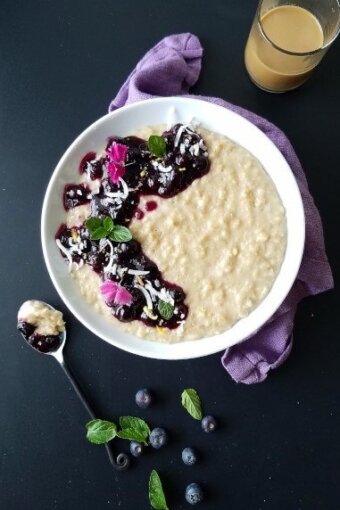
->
[245, 0, 340, 93]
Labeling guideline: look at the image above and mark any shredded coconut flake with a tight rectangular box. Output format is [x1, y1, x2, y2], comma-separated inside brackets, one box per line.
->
[179, 143, 186, 155]
[174, 125, 185, 147]
[103, 239, 116, 273]
[145, 282, 174, 306]
[135, 284, 154, 310]
[128, 269, 150, 276]
[105, 191, 126, 199]
[189, 143, 200, 157]
[104, 263, 117, 276]
[56, 239, 75, 273]
[119, 177, 129, 198]
[99, 239, 108, 250]
[157, 163, 173, 173]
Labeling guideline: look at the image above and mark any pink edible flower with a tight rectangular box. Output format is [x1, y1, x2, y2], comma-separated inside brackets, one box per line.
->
[115, 285, 133, 306]
[100, 280, 118, 301]
[106, 142, 128, 183]
[107, 160, 125, 184]
[100, 280, 133, 306]
[107, 142, 128, 163]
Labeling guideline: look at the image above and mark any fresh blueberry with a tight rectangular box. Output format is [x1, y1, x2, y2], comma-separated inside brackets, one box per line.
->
[130, 441, 144, 458]
[185, 483, 204, 505]
[149, 427, 168, 449]
[182, 447, 198, 466]
[135, 388, 152, 408]
[201, 415, 217, 433]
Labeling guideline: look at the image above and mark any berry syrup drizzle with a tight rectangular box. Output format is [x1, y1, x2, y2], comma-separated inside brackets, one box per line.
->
[17, 321, 62, 353]
[63, 184, 92, 210]
[56, 124, 210, 330]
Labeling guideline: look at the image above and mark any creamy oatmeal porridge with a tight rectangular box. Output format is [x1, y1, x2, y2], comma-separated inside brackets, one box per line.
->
[56, 124, 286, 343]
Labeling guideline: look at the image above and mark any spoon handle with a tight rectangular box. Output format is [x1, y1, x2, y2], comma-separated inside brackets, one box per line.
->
[58, 358, 130, 471]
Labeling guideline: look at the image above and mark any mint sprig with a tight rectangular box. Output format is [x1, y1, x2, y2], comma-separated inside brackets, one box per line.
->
[85, 416, 150, 446]
[85, 215, 132, 242]
[181, 388, 203, 420]
[149, 470, 169, 510]
[148, 135, 166, 157]
[158, 300, 174, 321]
[86, 419, 117, 444]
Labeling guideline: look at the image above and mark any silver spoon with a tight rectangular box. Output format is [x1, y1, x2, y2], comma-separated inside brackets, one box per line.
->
[17, 300, 130, 471]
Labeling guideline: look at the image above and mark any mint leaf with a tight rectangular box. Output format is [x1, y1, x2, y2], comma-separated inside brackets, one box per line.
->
[86, 419, 117, 444]
[85, 217, 102, 232]
[86, 216, 131, 242]
[181, 388, 203, 420]
[117, 428, 148, 444]
[149, 470, 168, 510]
[90, 226, 108, 240]
[110, 225, 132, 243]
[103, 216, 114, 233]
[158, 300, 174, 321]
[148, 135, 166, 158]
[118, 416, 150, 445]
[119, 416, 150, 434]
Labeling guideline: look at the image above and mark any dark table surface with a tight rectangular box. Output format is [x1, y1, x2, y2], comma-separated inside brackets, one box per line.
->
[1, 1, 339, 509]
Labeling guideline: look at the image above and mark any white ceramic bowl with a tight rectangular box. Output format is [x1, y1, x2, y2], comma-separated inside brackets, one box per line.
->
[41, 97, 305, 360]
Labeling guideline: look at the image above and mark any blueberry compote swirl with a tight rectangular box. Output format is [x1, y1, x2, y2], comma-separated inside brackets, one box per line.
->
[18, 321, 62, 353]
[56, 124, 210, 330]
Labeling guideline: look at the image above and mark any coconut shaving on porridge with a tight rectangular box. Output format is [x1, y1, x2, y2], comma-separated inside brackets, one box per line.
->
[55, 123, 286, 342]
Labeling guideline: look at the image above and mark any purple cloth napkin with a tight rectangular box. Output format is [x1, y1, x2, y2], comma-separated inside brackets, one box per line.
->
[109, 33, 334, 384]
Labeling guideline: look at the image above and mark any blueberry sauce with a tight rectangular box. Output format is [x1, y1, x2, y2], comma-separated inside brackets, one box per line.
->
[145, 201, 157, 212]
[63, 184, 91, 210]
[56, 124, 210, 330]
[56, 224, 188, 329]
[79, 152, 104, 180]
[134, 208, 145, 220]
[17, 321, 62, 353]
[106, 124, 209, 200]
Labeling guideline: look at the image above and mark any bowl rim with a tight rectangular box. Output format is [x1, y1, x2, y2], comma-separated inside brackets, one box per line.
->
[41, 96, 305, 360]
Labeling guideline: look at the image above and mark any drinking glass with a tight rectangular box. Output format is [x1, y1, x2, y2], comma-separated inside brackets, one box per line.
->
[245, 0, 340, 92]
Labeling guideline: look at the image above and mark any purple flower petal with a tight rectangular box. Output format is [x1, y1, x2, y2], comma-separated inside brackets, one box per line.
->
[106, 142, 128, 184]
[100, 280, 132, 306]
[100, 280, 119, 301]
[107, 142, 128, 164]
[115, 286, 133, 306]
[107, 160, 125, 183]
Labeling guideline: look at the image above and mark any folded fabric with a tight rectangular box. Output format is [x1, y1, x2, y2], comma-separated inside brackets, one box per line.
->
[108, 33, 334, 384]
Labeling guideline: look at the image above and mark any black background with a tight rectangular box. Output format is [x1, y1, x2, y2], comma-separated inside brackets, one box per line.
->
[1, 1, 339, 509]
